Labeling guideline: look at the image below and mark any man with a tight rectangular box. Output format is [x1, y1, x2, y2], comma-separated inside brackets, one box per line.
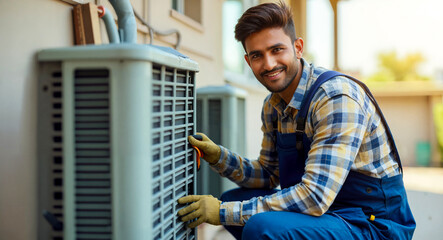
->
[178, 2, 416, 239]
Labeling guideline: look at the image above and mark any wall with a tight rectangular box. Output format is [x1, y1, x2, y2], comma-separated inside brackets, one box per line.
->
[371, 82, 443, 167]
[0, 0, 224, 239]
[0, 1, 74, 238]
[144, 0, 224, 88]
[377, 96, 430, 167]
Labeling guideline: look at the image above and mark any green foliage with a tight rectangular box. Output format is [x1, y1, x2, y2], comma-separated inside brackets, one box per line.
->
[367, 51, 430, 82]
[434, 103, 443, 163]
[366, 71, 394, 83]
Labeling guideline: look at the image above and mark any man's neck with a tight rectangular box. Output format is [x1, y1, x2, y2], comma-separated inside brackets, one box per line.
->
[278, 60, 303, 104]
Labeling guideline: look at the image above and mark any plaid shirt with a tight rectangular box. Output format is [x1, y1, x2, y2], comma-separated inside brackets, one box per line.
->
[212, 59, 401, 226]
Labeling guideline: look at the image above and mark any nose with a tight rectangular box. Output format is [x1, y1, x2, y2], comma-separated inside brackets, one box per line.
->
[263, 55, 277, 71]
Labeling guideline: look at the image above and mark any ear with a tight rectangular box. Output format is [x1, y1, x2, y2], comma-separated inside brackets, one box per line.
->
[294, 38, 304, 59]
[244, 54, 251, 67]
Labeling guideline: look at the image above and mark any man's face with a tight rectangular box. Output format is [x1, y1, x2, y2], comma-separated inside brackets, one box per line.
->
[244, 27, 303, 93]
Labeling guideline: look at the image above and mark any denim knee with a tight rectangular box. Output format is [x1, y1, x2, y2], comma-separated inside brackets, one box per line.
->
[242, 213, 271, 240]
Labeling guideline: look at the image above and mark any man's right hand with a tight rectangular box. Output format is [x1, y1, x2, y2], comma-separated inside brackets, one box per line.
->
[188, 133, 221, 164]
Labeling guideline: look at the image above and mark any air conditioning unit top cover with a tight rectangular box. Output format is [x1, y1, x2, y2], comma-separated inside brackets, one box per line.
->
[38, 44, 199, 71]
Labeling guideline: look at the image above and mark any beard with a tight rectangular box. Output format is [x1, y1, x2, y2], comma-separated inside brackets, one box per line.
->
[258, 65, 298, 93]
[254, 46, 300, 93]
[255, 59, 299, 93]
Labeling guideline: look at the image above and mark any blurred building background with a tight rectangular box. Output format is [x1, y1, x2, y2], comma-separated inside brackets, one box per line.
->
[1, 0, 442, 239]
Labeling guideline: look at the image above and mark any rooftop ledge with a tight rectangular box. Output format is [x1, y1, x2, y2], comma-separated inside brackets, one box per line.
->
[403, 167, 443, 194]
[365, 81, 443, 97]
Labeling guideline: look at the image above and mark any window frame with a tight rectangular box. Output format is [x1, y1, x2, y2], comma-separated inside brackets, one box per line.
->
[59, 0, 90, 4]
[171, 0, 203, 31]
[223, 0, 262, 88]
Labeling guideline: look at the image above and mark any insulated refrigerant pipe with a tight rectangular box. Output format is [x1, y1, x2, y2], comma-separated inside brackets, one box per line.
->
[108, 0, 137, 43]
[97, 6, 120, 44]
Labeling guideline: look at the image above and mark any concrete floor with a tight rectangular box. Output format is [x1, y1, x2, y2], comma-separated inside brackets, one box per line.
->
[197, 167, 443, 240]
[403, 167, 443, 240]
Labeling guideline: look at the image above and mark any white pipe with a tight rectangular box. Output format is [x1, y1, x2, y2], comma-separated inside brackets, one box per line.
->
[108, 0, 137, 43]
[98, 6, 120, 44]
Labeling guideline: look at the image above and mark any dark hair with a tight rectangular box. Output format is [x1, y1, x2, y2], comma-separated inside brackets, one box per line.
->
[235, 1, 296, 50]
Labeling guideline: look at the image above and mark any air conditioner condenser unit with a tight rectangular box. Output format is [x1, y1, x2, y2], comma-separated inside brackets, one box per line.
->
[37, 44, 199, 240]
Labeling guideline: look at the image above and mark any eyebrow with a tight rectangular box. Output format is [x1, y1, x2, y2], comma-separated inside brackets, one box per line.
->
[247, 43, 286, 57]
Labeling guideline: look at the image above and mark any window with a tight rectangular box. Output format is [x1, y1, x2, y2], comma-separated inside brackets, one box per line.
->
[222, 0, 260, 86]
[172, 0, 202, 24]
[172, 0, 185, 14]
[223, 0, 244, 74]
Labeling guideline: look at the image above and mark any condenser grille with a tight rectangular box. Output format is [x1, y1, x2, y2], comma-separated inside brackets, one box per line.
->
[151, 64, 196, 240]
[74, 69, 112, 239]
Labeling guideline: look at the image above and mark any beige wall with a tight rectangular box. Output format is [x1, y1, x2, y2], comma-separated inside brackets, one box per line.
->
[368, 81, 443, 167]
[378, 96, 431, 166]
[0, 1, 74, 238]
[375, 93, 443, 167]
[0, 0, 223, 239]
[141, 0, 224, 88]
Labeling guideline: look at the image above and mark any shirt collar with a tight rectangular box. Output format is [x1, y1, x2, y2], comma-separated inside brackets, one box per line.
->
[269, 58, 313, 115]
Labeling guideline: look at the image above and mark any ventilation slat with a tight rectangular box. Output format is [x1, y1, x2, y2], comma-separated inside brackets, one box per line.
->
[76, 173, 110, 179]
[75, 86, 109, 93]
[76, 188, 111, 195]
[76, 136, 110, 143]
[76, 157, 110, 163]
[76, 129, 109, 135]
[76, 143, 110, 149]
[76, 203, 112, 210]
[76, 122, 109, 129]
[75, 93, 109, 100]
[76, 109, 109, 115]
[75, 100, 109, 108]
[76, 195, 111, 203]
[76, 115, 109, 122]
[76, 211, 111, 218]
[76, 218, 112, 225]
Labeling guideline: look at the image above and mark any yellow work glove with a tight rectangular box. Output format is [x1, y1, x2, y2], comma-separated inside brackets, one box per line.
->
[188, 133, 221, 164]
[177, 195, 221, 228]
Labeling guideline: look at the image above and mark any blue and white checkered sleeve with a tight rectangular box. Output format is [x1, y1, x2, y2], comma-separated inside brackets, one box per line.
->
[220, 90, 370, 226]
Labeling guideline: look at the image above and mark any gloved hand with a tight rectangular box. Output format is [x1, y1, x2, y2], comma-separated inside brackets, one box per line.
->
[188, 133, 221, 164]
[177, 195, 221, 228]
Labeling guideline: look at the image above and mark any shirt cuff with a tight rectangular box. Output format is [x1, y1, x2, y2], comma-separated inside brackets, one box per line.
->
[220, 201, 244, 226]
[210, 145, 229, 168]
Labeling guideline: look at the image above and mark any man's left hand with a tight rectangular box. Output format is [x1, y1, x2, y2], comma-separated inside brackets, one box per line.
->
[177, 195, 221, 228]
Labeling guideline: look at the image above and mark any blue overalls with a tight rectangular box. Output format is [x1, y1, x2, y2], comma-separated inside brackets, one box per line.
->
[221, 71, 416, 239]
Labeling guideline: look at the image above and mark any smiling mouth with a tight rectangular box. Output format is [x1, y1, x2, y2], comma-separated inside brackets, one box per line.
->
[261, 66, 286, 79]
[267, 71, 282, 77]
[264, 69, 284, 80]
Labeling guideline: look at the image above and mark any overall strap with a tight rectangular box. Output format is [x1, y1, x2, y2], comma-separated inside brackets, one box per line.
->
[295, 71, 403, 172]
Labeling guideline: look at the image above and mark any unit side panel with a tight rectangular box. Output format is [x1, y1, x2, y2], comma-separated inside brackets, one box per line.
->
[63, 61, 118, 240]
[38, 61, 65, 240]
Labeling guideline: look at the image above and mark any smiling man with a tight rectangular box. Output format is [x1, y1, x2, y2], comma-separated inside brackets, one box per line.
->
[178, 2, 416, 239]
[244, 27, 302, 96]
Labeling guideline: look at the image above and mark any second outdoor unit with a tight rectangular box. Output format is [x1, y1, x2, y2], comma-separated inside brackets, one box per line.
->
[196, 85, 247, 197]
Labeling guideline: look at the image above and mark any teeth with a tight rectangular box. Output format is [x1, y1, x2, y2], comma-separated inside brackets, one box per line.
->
[268, 71, 280, 77]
